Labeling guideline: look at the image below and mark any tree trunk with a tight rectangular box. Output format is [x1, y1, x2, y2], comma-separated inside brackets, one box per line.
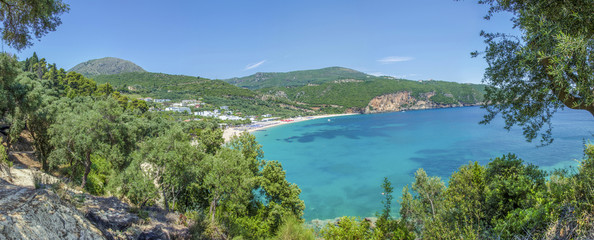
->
[210, 197, 217, 223]
[542, 58, 594, 116]
[163, 187, 170, 211]
[37, 145, 48, 172]
[81, 153, 91, 188]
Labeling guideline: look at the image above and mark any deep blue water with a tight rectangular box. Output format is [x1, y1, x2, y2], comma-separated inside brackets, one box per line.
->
[252, 107, 594, 220]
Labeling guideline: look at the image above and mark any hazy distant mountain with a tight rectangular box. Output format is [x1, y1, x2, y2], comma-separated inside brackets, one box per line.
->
[69, 57, 146, 76]
[224, 66, 374, 89]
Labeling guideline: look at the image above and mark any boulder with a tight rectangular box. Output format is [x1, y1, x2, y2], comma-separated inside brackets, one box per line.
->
[0, 179, 104, 240]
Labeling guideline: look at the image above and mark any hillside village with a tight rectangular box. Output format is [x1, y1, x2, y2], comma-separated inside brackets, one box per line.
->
[141, 97, 263, 122]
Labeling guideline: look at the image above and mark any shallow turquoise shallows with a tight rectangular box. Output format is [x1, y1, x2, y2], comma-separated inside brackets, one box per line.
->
[252, 107, 594, 221]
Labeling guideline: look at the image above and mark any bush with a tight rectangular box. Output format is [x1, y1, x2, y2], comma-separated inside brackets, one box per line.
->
[0, 143, 12, 177]
[85, 155, 112, 195]
[320, 217, 374, 240]
[274, 216, 315, 240]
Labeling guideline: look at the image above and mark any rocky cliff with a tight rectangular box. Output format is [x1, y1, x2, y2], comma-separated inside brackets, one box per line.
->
[346, 91, 474, 114]
[0, 163, 189, 240]
[0, 178, 105, 240]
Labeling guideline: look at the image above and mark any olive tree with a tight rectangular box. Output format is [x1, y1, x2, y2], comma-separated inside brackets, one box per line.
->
[474, 0, 594, 144]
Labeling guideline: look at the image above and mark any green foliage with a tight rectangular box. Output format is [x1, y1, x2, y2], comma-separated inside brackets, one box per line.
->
[400, 168, 445, 235]
[375, 177, 415, 240]
[0, 53, 39, 147]
[0, 142, 11, 177]
[92, 67, 484, 117]
[261, 79, 485, 109]
[379, 177, 394, 221]
[115, 157, 158, 207]
[225, 66, 371, 89]
[84, 155, 112, 195]
[274, 216, 315, 240]
[0, 0, 69, 51]
[442, 162, 487, 233]
[256, 160, 306, 233]
[62, 72, 97, 97]
[484, 154, 546, 222]
[195, 128, 224, 155]
[476, 0, 594, 144]
[203, 147, 254, 226]
[320, 217, 376, 240]
[133, 124, 204, 211]
[0, 143, 6, 163]
[92, 71, 313, 117]
[48, 97, 137, 188]
[92, 72, 198, 90]
[228, 132, 263, 173]
[69, 57, 146, 77]
[398, 148, 594, 239]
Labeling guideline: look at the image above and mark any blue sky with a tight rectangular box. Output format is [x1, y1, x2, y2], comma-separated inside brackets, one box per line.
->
[13, 0, 517, 83]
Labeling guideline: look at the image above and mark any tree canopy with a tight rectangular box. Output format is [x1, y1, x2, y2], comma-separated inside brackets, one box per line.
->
[0, 0, 69, 51]
[476, 0, 594, 144]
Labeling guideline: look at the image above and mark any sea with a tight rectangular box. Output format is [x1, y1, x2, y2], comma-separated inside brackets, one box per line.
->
[252, 106, 594, 221]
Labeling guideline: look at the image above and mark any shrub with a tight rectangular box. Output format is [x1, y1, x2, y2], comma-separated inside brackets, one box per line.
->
[274, 216, 315, 240]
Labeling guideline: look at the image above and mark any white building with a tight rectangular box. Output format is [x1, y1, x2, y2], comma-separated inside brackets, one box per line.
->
[218, 115, 245, 121]
[165, 107, 192, 114]
[194, 111, 218, 117]
[182, 100, 198, 106]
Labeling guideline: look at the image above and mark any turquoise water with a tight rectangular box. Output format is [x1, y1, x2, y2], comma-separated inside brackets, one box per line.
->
[252, 107, 594, 220]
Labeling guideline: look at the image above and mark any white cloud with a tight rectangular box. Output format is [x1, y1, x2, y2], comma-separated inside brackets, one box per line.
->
[377, 56, 413, 64]
[244, 60, 266, 70]
[395, 73, 420, 79]
[369, 72, 385, 77]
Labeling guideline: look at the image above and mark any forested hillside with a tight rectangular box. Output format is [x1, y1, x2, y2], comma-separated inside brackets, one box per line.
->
[259, 78, 485, 110]
[90, 71, 315, 117]
[86, 63, 486, 115]
[1, 52, 307, 239]
[225, 66, 372, 89]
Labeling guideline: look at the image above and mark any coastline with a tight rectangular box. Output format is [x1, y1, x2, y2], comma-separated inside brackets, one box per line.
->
[223, 113, 358, 142]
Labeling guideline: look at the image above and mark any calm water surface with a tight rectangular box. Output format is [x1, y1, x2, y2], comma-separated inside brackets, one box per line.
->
[252, 107, 594, 220]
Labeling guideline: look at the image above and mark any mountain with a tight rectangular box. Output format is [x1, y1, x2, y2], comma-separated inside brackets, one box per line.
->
[224, 66, 373, 89]
[91, 67, 485, 116]
[69, 57, 147, 76]
[257, 78, 486, 112]
[91, 72, 311, 117]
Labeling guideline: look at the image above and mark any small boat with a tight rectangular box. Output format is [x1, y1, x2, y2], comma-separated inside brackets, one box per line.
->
[328, 119, 331, 122]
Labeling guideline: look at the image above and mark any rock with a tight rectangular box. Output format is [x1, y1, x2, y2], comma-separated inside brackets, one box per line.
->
[83, 196, 139, 232]
[364, 91, 473, 113]
[0, 179, 105, 240]
[137, 225, 170, 240]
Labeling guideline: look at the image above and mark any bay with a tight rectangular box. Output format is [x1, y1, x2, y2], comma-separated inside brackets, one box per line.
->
[252, 106, 594, 221]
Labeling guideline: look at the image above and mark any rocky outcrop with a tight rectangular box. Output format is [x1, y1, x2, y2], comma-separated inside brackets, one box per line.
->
[0, 167, 190, 240]
[0, 179, 105, 240]
[361, 91, 470, 114]
[83, 196, 140, 238]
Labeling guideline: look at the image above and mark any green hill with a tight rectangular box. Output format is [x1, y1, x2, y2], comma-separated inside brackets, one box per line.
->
[91, 71, 311, 117]
[224, 66, 373, 89]
[69, 57, 147, 76]
[258, 78, 485, 109]
[92, 72, 199, 89]
[92, 72, 254, 99]
[91, 68, 485, 115]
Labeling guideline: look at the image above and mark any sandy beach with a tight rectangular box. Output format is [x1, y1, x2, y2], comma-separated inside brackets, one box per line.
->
[223, 113, 358, 142]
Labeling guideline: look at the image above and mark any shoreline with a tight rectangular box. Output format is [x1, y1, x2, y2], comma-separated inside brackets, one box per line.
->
[223, 113, 358, 142]
[222, 105, 482, 142]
